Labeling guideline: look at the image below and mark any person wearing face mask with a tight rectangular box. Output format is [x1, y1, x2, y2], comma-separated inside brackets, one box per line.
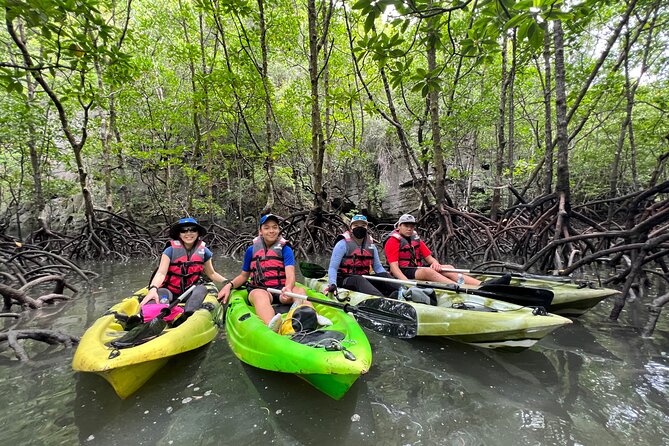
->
[325, 215, 402, 297]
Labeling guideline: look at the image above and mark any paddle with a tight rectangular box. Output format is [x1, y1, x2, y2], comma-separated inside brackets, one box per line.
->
[435, 267, 572, 283]
[264, 287, 418, 339]
[110, 285, 197, 348]
[298, 262, 553, 308]
[359, 274, 553, 308]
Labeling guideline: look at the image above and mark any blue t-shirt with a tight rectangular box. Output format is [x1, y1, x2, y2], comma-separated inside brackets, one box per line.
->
[328, 239, 385, 285]
[163, 246, 213, 262]
[242, 244, 295, 272]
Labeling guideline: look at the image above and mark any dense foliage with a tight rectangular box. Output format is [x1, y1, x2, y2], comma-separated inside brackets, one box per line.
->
[0, 0, 666, 235]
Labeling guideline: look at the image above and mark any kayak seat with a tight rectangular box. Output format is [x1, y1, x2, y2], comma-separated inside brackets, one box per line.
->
[272, 303, 293, 314]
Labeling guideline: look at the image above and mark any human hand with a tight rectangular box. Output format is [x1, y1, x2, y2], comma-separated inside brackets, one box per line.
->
[323, 284, 337, 295]
[430, 262, 442, 271]
[140, 287, 159, 305]
[218, 282, 232, 304]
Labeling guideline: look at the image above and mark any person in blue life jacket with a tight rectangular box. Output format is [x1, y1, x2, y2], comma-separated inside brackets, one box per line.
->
[218, 214, 330, 332]
[140, 217, 228, 325]
[324, 214, 402, 297]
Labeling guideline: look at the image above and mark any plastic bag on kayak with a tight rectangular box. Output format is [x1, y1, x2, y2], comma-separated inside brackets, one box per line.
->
[402, 287, 437, 306]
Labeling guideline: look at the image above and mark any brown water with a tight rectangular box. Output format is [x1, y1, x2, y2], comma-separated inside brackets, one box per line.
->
[1, 257, 668, 445]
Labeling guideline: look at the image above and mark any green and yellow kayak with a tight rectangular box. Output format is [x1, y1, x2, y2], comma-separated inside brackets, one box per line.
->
[465, 274, 619, 316]
[225, 287, 372, 400]
[304, 277, 571, 352]
[72, 283, 223, 398]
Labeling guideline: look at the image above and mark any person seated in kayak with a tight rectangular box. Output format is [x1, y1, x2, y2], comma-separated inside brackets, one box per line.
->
[140, 217, 227, 325]
[384, 214, 510, 286]
[325, 214, 402, 297]
[218, 213, 322, 332]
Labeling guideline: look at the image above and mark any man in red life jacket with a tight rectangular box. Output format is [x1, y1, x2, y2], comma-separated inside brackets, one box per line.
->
[140, 217, 228, 324]
[385, 214, 509, 286]
[219, 214, 329, 332]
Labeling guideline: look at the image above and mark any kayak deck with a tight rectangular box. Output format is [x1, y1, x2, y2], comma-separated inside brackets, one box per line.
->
[225, 288, 372, 399]
[72, 283, 223, 398]
[304, 277, 571, 352]
[466, 274, 619, 316]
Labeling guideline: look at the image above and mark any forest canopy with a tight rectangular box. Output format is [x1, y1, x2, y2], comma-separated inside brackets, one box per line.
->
[0, 0, 666, 245]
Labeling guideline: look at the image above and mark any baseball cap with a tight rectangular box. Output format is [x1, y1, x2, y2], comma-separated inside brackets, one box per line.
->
[259, 214, 281, 226]
[395, 214, 416, 227]
[350, 215, 368, 226]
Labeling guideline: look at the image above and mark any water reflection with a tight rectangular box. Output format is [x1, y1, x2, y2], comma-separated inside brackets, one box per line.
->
[0, 258, 667, 445]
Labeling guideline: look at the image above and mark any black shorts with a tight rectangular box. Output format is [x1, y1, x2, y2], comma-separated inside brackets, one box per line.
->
[400, 267, 417, 280]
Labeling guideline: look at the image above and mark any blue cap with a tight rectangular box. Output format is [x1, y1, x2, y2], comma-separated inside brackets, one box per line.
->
[350, 215, 368, 225]
[259, 214, 281, 226]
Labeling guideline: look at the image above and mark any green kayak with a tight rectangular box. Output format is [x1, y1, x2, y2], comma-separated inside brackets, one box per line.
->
[304, 277, 571, 352]
[464, 274, 619, 316]
[225, 288, 372, 400]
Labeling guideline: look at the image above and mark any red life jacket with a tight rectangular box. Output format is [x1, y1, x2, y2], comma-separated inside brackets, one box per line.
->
[337, 231, 375, 276]
[388, 229, 423, 268]
[161, 239, 206, 295]
[249, 236, 289, 288]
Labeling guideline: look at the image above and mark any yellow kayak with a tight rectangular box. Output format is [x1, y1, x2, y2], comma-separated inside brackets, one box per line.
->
[72, 283, 223, 398]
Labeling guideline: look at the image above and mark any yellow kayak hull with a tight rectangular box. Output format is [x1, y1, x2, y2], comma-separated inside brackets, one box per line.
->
[72, 284, 223, 398]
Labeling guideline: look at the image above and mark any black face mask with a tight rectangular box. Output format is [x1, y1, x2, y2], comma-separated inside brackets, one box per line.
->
[352, 227, 367, 239]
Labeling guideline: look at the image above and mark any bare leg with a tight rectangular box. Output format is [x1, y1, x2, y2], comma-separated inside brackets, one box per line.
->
[439, 264, 481, 285]
[248, 289, 275, 324]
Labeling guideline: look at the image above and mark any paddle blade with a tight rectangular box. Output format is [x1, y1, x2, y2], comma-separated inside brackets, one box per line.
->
[299, 262, 328, 279]
[110, 317, 167, 349]
[353, 298, 418, 339]
[477, 284, 553, 307]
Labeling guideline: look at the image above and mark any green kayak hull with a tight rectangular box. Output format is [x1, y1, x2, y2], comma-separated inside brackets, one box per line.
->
[305, 278, 571, 352]
[225, 288, 372, 400]
[466, 274, 619, 316]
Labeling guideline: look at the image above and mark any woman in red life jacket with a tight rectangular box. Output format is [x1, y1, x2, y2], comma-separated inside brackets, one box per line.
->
[324, 214, 402, 297]
[140, 217, 228, 324]
[384, 214, 509, 286]
[218, 214, 312, 332]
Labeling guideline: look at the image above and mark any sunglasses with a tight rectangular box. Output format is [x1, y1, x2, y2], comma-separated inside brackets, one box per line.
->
[180, 227, 198, 233]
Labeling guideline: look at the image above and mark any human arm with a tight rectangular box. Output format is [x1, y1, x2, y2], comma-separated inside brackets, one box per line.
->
[281, 246, 296, 294]
[217, 271, 250, 304]
[371, 245, 386, 274]
[217, 247, 253, 303]
[423, 255, 443, 271]
[203, 258, 227, 286]
[327, 240, 347, 287]
[140, 254, 171, 305]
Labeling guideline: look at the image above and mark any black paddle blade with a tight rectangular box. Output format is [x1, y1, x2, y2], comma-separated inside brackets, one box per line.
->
[299, 262, 328, 279]
[110, 317, 167, 349]
[477, 284, 553, 307]
[353, 298, 418, 339]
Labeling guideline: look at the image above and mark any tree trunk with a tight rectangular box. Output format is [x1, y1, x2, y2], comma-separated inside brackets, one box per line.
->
[553, 20, 570, 211]
[258, 0, 275, 213]
[542, 24, 554, 195]
[307, 0, 327, 209]
[507, 29, 517, 208]
[491, 32, 508, 221]
[427, 14, 445, 204]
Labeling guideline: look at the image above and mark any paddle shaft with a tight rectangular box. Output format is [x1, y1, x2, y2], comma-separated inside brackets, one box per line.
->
[266, 287, 348, 311]
[360, 274, 552, 307]
[437, 268, 571, 282]
[157, 284, 197, 318]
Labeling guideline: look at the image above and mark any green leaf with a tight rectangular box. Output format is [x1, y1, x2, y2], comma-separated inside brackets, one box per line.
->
[364, 10, 377, 33]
